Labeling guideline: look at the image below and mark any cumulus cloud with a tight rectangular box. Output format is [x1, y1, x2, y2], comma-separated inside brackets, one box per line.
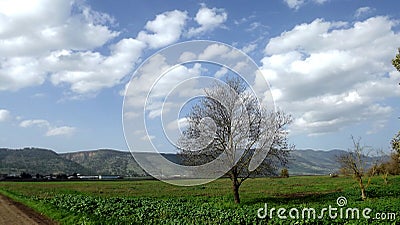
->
[187, 4, 227, 37]
[178, 51, 197, 62]
[261, 16, 400, 135]
[0, 57, 46, 91]
[0, 1, 188, 96]
[48, 38, 145, 94]
[125, 55, 204, 119]
[0, 0, 121, 93]
[19, 119, 76, 137]
[198, 43, 242, 61]
[0, 1, 231, 96]
[0, 109, 11, 122]
[0, 0, 118, 57]
[137, 10, 188, 49]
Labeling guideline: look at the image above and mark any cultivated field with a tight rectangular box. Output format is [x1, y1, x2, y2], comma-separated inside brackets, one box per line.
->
[0, 176, 399, 224]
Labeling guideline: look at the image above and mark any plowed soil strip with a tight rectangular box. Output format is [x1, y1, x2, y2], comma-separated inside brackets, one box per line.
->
[0, 194, 56, 225]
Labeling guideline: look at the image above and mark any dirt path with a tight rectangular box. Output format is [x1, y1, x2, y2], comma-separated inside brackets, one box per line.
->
[0, 194, 56, 225]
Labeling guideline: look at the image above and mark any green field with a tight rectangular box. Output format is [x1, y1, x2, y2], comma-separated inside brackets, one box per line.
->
[0, 176, 399, 224]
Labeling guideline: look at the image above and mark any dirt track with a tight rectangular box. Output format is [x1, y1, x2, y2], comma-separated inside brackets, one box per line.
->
[0, 194, 56, 225]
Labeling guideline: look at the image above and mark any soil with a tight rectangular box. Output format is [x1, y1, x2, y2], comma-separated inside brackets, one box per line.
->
[0, 194, 56, 225]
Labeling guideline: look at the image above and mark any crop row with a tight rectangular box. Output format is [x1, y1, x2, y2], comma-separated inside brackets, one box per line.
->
[35, 194, 263, 224]
[31, 193, 395, 224]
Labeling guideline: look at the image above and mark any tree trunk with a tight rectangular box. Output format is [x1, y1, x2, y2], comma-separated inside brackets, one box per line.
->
[232, 176, 240, 204]
[382, 172, 389, 185]
[358, 177, 366, 200]
[360, 186, 366, 200]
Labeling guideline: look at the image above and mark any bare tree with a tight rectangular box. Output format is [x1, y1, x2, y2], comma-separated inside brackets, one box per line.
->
[374, 150, 400, 184]
[367, 149, 390, 185]
[375, 149, 397, 185]
[336, 136, 374, 200]
[178, 77, 293, 204]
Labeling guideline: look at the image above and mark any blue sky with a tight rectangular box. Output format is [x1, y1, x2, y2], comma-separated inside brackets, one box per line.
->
[0, 0, 399, 153]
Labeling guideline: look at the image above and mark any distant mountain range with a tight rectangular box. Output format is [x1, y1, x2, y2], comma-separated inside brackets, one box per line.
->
[288, 149, 347, 175]
[0, 147, 372, 176]
[0, 148, 92, 175]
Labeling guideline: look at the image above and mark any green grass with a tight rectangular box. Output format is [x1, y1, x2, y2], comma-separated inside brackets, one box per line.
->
[0, 175, 399, 224]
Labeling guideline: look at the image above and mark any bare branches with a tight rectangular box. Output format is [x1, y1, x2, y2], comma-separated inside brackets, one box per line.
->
[178, 76, 293, 203]
[336, 136, 372, 200]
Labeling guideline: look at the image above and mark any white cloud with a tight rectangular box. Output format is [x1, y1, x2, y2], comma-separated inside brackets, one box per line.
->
[313, 0, 329, 4]
[124, 54, 204, 121]
[0, 0, 121, 93]
[19, 119, 76, 137]
[0, 109, 11, 122]
[215, 67, 228, 78]
[187, 4, 227, 37]
[242, 43, 257, 54]
[199, 44, 231, 60]
[0, 0, 118, 57]
[0, 1, 190, 96]
[167, 117, 189, 131]
[354, 7, 374, 18]
[283, 0, 329, 10]
[179, 51, 197, 62]
[123, 111, 140, 120]
[283, 0, 305, 10]
[48, 38, 145, 94]
[0, 57, 46, 91]
[19, 119, 50, 128]
[145, 63, 204, 119]
[0, 2, 230, 96]
[265, 18, 352, 54]
[137, 10, 188, 49]
[261, 16, 400, 135]
[245, 22, 268, 32]
[140, 135, 155, 141]
[198, 43, 242, 61]
[46, 126, 75, 137]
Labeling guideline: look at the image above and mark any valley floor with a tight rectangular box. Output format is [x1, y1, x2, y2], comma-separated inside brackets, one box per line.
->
[0, 176, 399, 224]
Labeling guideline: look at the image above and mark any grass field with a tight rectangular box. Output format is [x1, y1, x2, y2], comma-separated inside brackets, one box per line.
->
[0, 175, 399, 224]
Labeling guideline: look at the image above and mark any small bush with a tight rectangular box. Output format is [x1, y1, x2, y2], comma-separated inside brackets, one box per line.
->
[280, 168, 289, 178]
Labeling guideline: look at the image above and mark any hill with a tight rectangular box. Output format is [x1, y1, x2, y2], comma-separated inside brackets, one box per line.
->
[61, 150, 147, 177]
[0, 148, 381, 176]
[60, 150, 181, 177]
[0, 148, 92, 175]
[287, 149, 346, 175]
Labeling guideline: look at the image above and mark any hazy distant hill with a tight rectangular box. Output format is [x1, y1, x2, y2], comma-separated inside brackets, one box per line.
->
[287, 149, 346, 175]
[61, 150, 181, 177]
[61, 150, 147, 177]
[0, 148, 380, 176]
[0, 148, 92, 175]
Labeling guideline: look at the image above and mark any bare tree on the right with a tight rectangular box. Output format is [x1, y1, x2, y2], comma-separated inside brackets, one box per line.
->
[336, 136, 375, 200]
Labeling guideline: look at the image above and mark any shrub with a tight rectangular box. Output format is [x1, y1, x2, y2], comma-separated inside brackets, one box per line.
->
[280, 168, 289, 178]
